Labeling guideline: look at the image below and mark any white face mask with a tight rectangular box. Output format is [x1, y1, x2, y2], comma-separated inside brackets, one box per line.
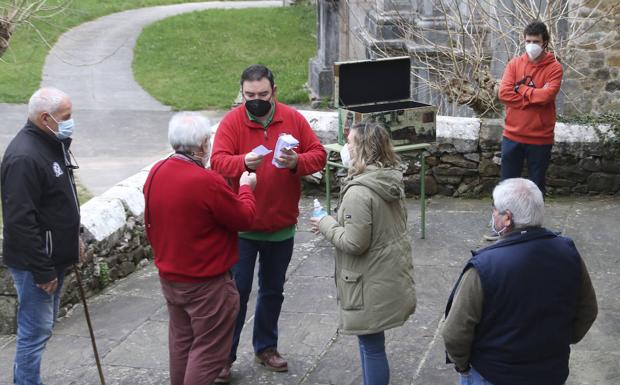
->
[340, 144, 352, 168]
[525, 43, 543, 61]
[491, 211, 508, 237]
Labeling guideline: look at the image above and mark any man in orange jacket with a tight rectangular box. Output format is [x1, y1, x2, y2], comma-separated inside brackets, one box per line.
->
[497, 21, 563, 195]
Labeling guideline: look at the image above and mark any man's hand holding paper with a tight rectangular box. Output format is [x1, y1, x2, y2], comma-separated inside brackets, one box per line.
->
[273, 134, 299, 169]
[244, 152, 264, 171]
[275, 147, 298, 170]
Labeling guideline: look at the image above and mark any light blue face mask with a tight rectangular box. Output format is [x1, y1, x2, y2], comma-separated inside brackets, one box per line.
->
[49, 115, 75, 139]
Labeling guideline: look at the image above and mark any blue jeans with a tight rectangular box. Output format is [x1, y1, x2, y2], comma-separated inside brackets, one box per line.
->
[10, 268, 65, 385]
[358, 332, 389, 385]
[500, 137, 552, 194]
[459, 367, 493, 385]
[229, 237, 294, 362]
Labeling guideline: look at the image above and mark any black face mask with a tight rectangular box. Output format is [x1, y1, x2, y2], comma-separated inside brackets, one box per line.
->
[245, 99, 272, 117]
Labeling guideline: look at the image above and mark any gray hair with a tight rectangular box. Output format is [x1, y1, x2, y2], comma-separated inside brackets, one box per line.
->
[492, 178, 544, 228]
[28, 87, 69, 120]
[168, 112, 212, 152]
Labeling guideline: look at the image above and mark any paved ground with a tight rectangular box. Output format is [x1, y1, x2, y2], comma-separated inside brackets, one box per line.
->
[0, 195, 618, 385]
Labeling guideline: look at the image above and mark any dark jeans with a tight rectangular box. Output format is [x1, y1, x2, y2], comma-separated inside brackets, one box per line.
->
[358, 332, 389, 385]
[500, 137, 552, 194]
[229, 237, 294, 362]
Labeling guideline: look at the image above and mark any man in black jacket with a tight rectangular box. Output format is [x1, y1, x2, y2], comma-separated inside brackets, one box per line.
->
[1, 87, 83, 385]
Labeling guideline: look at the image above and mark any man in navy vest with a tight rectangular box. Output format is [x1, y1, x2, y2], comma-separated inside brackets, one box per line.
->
[442, 178, 597, 385]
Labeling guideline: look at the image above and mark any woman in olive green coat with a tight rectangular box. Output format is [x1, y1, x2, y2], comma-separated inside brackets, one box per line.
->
[310, 122, 416, 385]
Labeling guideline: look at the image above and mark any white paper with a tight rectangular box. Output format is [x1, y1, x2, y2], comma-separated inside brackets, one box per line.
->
[272, 134, 300, 168]
[252, 145, 272, 156]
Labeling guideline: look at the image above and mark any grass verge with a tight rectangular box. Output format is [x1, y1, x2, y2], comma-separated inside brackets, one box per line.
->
[132, 5, 316, 109]
[0, 0, 211, 103]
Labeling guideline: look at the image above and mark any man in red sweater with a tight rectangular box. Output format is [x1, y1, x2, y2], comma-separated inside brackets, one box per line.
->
[498, 20, 563, 193]
[144, 112, 257, 385]
[211, 64, 326, 381]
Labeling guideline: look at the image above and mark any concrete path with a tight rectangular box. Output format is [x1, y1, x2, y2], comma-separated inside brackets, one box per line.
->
[1, 195, 618, 385]
[1, 1, 280, 195]
[41, 1, 281, 111]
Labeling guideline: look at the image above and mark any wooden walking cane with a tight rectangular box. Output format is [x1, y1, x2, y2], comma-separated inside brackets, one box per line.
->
[74, 266, 107, 385]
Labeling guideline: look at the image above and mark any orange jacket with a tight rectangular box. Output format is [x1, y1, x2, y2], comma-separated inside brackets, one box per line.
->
[498, 52, 563, 145]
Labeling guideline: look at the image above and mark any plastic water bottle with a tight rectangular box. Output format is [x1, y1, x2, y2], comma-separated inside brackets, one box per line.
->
[312, 199, 327, 218]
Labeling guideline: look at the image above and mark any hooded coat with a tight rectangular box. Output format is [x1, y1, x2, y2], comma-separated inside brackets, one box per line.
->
[318, 166, 416, 335]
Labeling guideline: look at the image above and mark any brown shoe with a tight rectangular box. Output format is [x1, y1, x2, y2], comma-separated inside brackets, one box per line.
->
[254, 347, 288, 372]
[214, 362, 232, 384]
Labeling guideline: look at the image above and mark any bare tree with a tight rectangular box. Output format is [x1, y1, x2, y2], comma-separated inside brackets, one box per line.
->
[344, 0, 618, 117]
[0, 0, 70, 58]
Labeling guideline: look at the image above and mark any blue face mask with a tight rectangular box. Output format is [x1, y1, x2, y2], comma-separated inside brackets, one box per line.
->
[49, 115, 75, 139]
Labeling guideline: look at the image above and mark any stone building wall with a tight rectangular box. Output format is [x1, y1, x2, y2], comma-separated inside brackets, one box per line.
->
[562, 0, 620, 116]
[308, 0, 620, 117]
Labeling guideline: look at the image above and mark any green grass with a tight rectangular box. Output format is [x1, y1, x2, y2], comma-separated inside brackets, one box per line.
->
[132, 5, 316, 109]
[0, 0, 213, 103]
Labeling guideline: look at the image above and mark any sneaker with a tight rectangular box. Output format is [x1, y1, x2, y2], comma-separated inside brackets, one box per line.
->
[254, 347, 288, 372]
[214, 362, 232, 384]
[483, 232, 500, 242]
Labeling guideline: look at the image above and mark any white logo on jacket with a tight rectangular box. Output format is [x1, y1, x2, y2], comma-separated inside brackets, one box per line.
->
[52, 162, 63, 177]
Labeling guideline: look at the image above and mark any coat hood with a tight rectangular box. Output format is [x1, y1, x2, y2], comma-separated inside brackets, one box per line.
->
[343, 167, 404, 203]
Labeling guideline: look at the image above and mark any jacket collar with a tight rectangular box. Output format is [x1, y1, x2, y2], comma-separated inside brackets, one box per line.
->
[24, 120, 72, 149]
[472, 227, 557, 256]
[242, 102, 284, 130]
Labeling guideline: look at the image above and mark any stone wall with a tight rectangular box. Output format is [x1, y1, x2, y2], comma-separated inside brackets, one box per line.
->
[315, 114, 620, 197]
[411, 118, 620, 197]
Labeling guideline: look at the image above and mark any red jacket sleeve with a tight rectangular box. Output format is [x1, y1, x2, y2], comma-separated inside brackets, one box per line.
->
[293, 113, 327, 176]
[517, 63, 563, 106]
[209, 176, 256, 232]
[210, 118, 247, 178]
[498, 59, 524, 109]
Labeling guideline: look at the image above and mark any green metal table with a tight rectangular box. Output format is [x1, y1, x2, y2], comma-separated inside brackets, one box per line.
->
[322, 142, 431, 239]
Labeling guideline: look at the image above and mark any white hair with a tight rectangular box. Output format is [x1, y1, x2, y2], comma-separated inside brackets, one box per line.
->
[493, 178, 544, 228]
[28, 87, 69, 121]
[168, 112, 212, 152]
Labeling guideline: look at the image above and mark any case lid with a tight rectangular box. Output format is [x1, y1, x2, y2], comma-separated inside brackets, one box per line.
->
[334, 56, 411, 107]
